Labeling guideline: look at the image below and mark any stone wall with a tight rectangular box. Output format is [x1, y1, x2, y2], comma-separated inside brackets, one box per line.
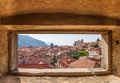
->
[1, 0, 120, 19]
[1, 75, 120, 83]
[112, 28, 120, 76]
[1, 13, 120, 25]
[0, 27, 8, 76]
[0, 25, 120, 77]
[0, 0, 120, 78]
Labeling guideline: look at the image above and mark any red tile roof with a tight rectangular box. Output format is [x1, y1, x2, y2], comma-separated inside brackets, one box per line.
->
[69, 56, 96, 68]
[89, 47, 101, 51]
[58, 56, 76, 68]
[18, 63, 53, 69]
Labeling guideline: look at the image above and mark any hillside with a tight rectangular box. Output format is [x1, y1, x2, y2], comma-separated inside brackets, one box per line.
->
[18, 35, 48, 48]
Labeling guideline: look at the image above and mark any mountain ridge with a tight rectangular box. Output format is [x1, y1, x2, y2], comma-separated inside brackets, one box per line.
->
[18, 35, 48, 48]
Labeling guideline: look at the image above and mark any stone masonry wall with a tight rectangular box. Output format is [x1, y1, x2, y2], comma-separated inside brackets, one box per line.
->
[112, 28, 120, 76]
[0, 25, 120, 77]
[0, 27, 8, 76]
[1, 0, 120, 78]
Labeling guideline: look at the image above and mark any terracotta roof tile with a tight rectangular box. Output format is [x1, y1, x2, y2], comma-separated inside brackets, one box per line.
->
[89, 48, 101, 51]
[18, 63, 53, 69]
[58, 56, 76, 68]
[69, 56, 96, 68]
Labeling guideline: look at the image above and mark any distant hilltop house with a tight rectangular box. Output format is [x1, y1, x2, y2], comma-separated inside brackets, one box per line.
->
[73, 39, 101, 56]
[73, 39, 101, 50]
[88, 47, 101, 56]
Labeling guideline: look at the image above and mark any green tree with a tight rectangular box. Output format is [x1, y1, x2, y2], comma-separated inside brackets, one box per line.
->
[52, 56, 57, 63]
[93, 44, 99, 47]
[71, 50, 88, 59]
[97, 38, 100, 41]
[79, 50, 88, 56]
[50, 43, 54, 47]
[71, 52, 80, 59]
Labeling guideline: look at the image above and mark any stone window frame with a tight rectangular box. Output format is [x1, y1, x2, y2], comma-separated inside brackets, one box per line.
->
[8, 25, 112, 76]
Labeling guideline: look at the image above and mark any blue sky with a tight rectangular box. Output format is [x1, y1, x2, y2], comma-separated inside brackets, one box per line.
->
[19, 34, 101, 46]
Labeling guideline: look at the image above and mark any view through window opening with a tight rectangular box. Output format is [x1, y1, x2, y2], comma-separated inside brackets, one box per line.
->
[17, 34, 103, 69]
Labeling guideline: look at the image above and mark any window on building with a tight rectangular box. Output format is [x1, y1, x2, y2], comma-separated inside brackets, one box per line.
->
[9, 28, 111, 76]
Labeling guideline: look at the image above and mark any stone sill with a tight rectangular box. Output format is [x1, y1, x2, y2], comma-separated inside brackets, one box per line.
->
[1, 75, 120, 83]
[10, 68, 110, 76]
